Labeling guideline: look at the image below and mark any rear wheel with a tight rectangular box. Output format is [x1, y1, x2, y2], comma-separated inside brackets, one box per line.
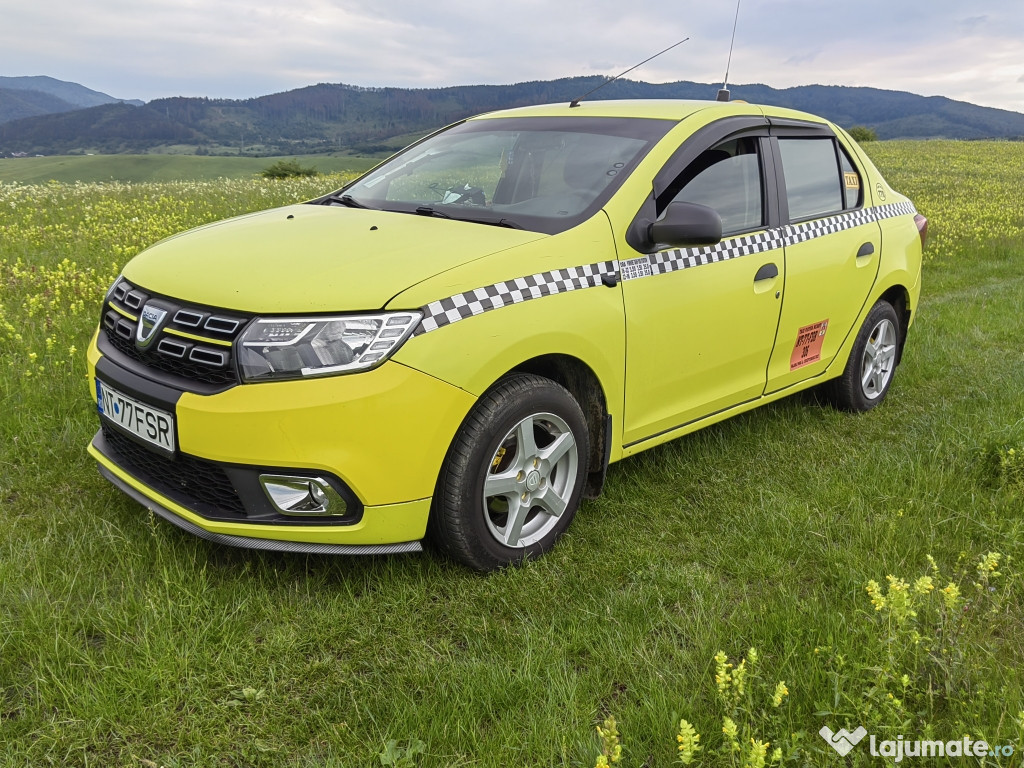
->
[429, 374, 589, 571]
[827, 300, 901, 412]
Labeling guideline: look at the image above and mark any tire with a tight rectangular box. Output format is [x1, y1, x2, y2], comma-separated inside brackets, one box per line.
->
[827, 300, 902, 412]
[428, 374, 590, 571]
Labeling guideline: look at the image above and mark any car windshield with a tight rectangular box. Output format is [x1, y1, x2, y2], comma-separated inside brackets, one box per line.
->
[334, 116, 673, 234]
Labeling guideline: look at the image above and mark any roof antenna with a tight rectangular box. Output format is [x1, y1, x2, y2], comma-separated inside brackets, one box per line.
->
[570, 37, 690, 108]
[717, 0, 742, 102]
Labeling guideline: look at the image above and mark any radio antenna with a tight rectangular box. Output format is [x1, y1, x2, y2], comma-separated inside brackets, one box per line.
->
[570, 37, 690, 108]
[717, 0, 742, 101]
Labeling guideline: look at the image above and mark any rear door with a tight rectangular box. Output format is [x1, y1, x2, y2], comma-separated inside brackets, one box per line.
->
[764, 124, 882, 393]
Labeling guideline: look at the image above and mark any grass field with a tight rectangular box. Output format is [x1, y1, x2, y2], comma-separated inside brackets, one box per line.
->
[1, 142, 1023, 767]
[0, 154, 378, 184]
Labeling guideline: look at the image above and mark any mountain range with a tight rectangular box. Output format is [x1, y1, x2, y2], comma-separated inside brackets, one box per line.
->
[1, 76, 1022, 156]
[0, 76, 143, 124]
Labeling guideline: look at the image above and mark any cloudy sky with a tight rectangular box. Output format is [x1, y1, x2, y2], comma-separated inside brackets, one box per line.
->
[2, 0, 1022, 113]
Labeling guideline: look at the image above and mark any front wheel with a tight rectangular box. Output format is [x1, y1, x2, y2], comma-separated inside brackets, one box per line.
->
[826, 300, 902, 412]
[428, 374, 589, 571]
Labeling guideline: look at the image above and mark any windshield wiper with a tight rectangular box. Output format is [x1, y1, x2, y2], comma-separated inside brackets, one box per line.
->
[414, 205, 451, 219]
[452, 213, 524, 229]
[401, 205, 524, 230]
[487, 218, 524, 230]
[320, 193, 369, 209]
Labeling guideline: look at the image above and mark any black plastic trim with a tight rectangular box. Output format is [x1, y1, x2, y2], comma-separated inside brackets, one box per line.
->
[93, 428, 365, 527]
[97, 332, 235, 396]
[758, 135, 783, 230]
[583, 413, 613, 500]
[98, 465, 421, 556]
[96, 355, 184, 411]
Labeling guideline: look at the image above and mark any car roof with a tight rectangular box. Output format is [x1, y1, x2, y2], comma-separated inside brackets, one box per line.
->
[469, 99, 830, 127]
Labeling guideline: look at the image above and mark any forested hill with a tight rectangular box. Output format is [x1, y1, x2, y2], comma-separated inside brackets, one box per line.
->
[2, 76, 1023, 155]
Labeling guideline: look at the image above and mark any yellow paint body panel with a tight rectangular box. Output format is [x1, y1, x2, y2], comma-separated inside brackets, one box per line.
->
[620, 247, 783, 444]
[90, 333, 476, 505]
[124, 204, 543, 313]
[765, 221, 880, 393]
[174, 363, 476, 505]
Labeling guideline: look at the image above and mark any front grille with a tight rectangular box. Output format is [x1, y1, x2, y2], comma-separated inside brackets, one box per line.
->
[102, 278, 249, 387]
[105, 333, 239, 386]
[102, 426, 246, 517]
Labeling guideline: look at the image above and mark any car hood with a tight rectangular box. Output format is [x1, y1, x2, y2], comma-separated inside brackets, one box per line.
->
[122, 204, 545, 313]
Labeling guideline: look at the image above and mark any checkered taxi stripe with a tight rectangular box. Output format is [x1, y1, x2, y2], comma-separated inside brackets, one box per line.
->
[414, 201, 917, 335]
[414, 262, 617, 335]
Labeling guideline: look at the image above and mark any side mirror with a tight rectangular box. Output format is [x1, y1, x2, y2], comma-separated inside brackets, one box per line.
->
[648, 201, 723, 248]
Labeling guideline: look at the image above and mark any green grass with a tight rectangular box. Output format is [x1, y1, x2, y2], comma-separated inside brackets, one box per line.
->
[1, 142, 1023, 766]
[0, 154, 379, 184]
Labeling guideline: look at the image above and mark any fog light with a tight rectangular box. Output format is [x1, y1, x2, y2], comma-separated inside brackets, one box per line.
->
[259, 475, 347, 517]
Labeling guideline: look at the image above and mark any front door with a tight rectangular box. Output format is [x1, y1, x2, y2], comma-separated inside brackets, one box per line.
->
[620, 134, 784, 446]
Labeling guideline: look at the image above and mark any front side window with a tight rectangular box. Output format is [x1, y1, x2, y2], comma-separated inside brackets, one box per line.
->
[777, 138, 846, 221]
[338, 116, 672, 234]
[660, 137, 765, 236]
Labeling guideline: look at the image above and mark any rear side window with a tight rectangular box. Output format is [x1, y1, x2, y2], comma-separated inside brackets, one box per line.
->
[839, 147, 862, 209]
[777, 138, 844, 221]
[663, 137, 765, 236]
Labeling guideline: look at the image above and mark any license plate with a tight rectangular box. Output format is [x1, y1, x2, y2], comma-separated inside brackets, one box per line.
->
[96, 379, 176, 454]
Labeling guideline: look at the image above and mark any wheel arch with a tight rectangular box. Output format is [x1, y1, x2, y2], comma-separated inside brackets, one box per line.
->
[507, 354, 611, 499]
[877, 284, 911, 364]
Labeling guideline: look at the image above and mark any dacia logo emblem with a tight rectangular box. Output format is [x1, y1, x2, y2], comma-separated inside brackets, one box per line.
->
[136, 303, 168, 349]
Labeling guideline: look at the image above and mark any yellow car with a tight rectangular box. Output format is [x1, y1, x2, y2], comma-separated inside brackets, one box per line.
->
[88, 99, 926, 570]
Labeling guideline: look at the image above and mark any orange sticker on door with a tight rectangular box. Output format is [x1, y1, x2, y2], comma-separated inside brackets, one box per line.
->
[790, 319, 829, 371]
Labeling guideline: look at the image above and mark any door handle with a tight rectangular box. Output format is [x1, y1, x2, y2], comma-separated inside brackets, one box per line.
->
[754, 263, 779, 281]
[857, 242, 875, 258]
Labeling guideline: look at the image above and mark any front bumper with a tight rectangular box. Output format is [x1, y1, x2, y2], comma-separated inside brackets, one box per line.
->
[95, 460, 424, 555]
[87, 334, 476, 550]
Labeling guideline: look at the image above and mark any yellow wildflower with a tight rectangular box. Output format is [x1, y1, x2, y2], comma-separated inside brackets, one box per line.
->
[913, 576, 934, 594]
[745, 738, 770, 768]
[941, 582, 961, 611]
[771, 681, 789, 707]
[675, 719, 701, 765]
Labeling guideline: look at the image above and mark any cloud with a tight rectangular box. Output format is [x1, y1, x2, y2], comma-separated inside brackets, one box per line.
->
[784, 49, 822, 67]
[959, 15, 988, 32]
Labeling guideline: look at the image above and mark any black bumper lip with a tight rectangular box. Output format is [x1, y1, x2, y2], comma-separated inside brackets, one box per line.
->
[96, 463, 422, 556]
[91, 427, 365, 527]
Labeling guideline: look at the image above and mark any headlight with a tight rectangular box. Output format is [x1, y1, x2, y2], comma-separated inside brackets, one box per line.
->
[237, 312, 421, 382]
